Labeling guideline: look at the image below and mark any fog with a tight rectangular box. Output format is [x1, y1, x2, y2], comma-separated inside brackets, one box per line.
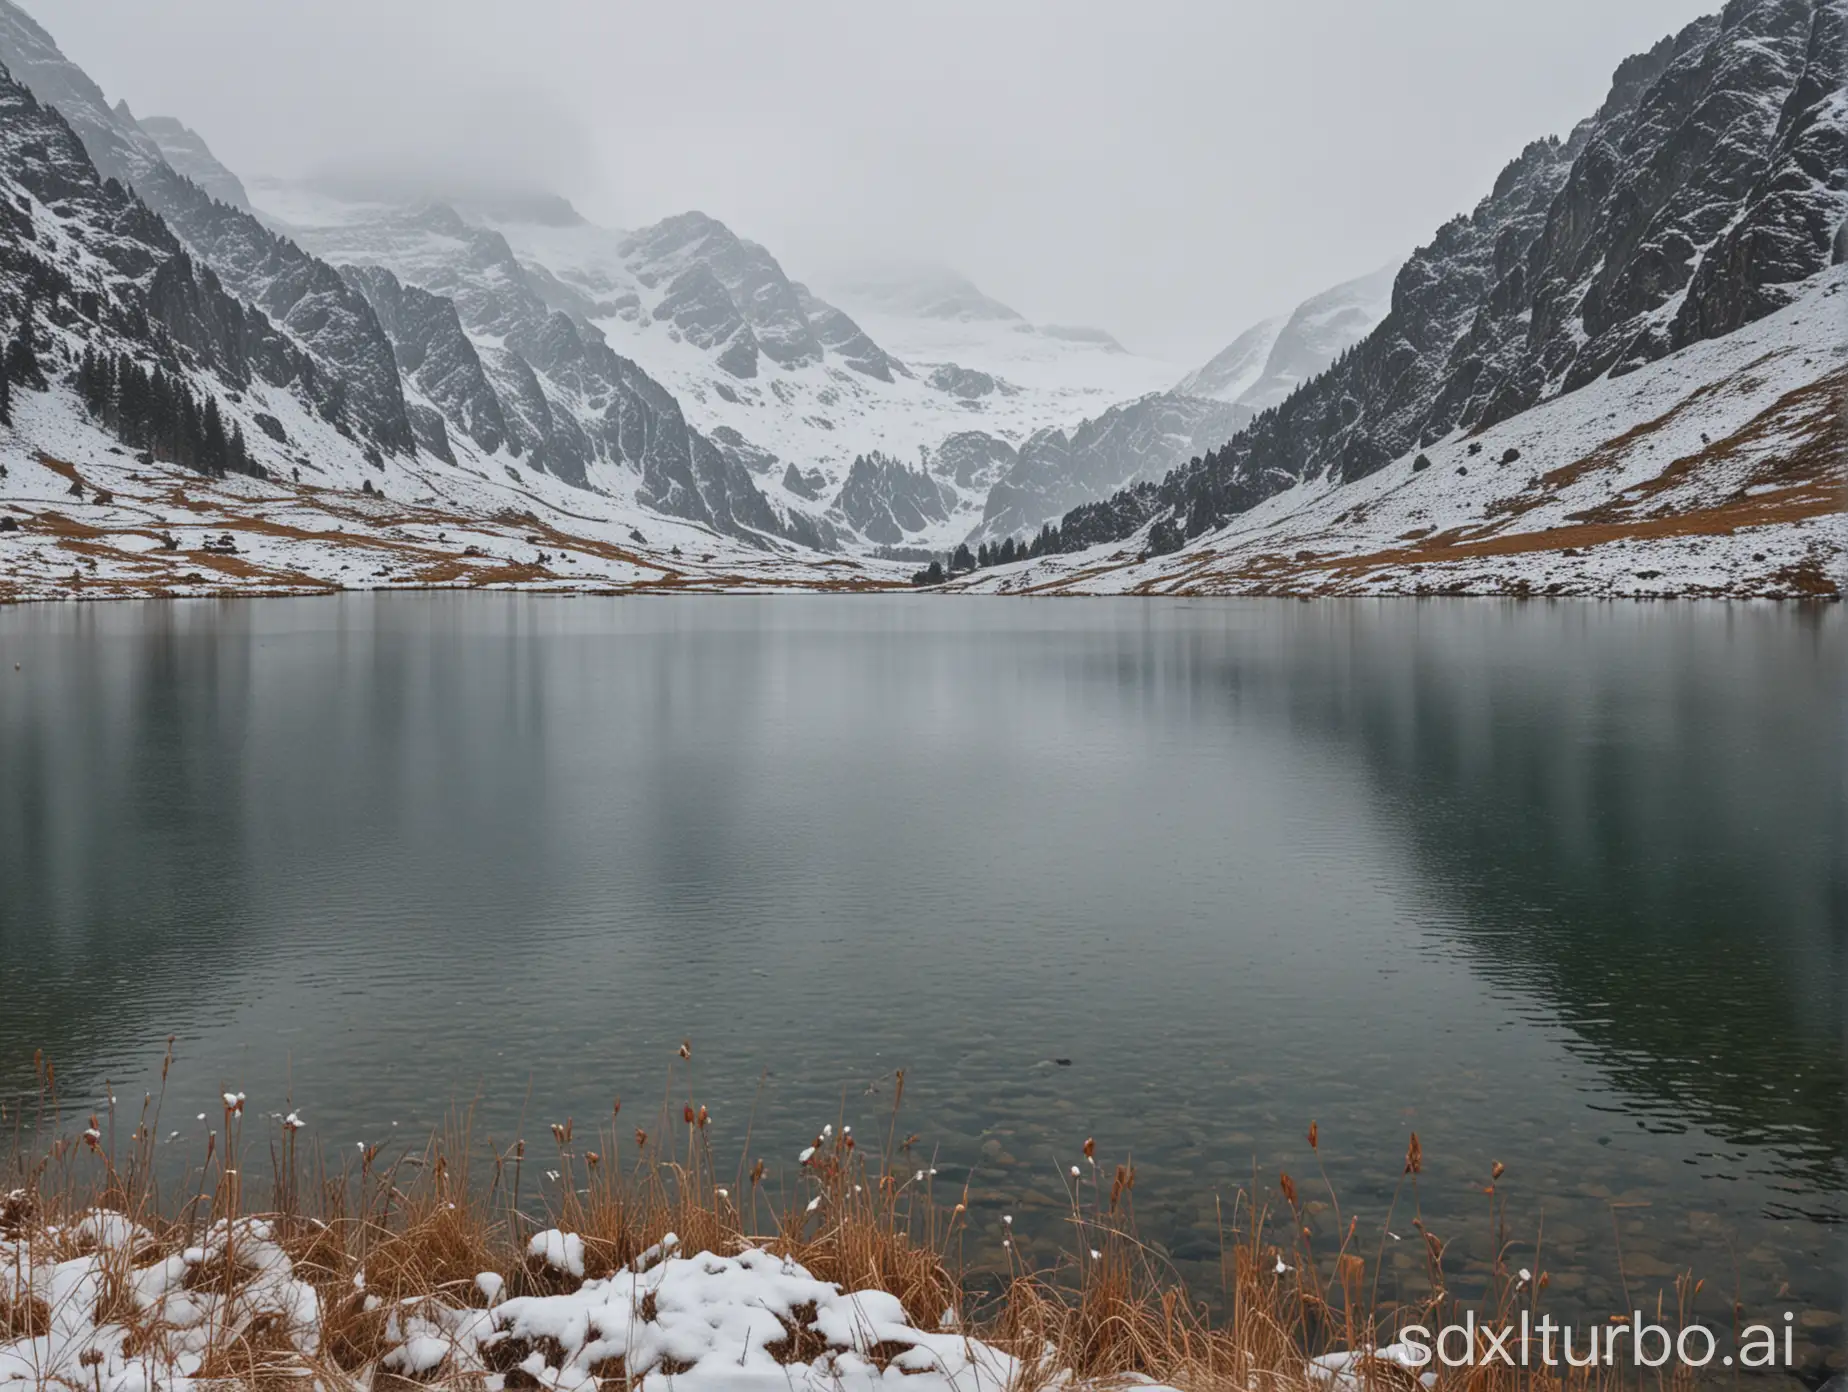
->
[48, 0, 1713, 361]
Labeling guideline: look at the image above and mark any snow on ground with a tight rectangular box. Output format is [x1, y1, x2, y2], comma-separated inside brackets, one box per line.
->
[246, 181, 1178, 553]
[1, 1214, 1034, 1391]
[0, 1213, 320, 1390]
[452, 220, 1179, 552]
[3, 239, 1833, 604]
[953, 267, 1848, 601]
[0, 390, 908, 603]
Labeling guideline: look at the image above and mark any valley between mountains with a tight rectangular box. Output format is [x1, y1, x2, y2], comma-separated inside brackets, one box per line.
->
[0, 0, 1841, 603]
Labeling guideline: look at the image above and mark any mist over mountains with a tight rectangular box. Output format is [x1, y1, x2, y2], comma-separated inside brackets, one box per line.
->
[0, 0, 1838, 602]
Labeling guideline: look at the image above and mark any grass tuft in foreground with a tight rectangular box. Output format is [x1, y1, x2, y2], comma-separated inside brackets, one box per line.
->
[2, 1047, 1723, 1390]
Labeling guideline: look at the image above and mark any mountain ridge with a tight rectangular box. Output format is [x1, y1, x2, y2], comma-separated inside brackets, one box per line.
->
[1042, 0, 1846, 562]
[0, 0, 1835, 599]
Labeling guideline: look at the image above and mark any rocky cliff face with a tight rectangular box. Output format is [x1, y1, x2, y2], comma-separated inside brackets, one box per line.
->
[1056, 0, 1847, 553]
[0, 0, 419, 460]
[258, 197, 809, 536]
[976, 393, 1246, 543]
[614, 210, 914, 389]
[0, 61, 371, 476]
[0, 1, 836, 549]
[831, 452, 953, 545]
[133, 113, 249, 210]
[339, 263, 507, 460]
[922, 430, 1019, 490]
[791, 282, 900, 382]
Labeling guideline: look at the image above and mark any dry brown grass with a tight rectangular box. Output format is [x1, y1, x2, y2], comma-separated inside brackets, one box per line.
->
[1, 1052, 1717, 1392]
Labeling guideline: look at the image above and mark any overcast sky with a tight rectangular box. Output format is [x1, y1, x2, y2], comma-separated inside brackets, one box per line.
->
[47, 0, 1715, 362]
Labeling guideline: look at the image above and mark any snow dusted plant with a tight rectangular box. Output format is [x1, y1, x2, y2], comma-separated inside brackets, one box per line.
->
[1, 1043, 1716, 1391]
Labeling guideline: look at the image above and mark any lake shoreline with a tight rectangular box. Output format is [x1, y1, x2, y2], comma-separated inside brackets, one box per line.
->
[5, 597, 1840, 1376]
[6, 1097, 1842, 1390]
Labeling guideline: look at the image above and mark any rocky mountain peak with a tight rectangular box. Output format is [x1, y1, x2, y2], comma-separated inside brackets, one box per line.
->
[1052, 0, 1848, 556]
[621, 210, 824, 368]
[831, 451, 953, 545]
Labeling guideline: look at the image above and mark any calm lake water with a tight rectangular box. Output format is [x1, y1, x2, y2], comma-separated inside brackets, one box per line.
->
[1, 596, 1842, 1350]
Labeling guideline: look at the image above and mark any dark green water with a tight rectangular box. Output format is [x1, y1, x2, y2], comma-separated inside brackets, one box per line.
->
[0, 596, 1841, 1353]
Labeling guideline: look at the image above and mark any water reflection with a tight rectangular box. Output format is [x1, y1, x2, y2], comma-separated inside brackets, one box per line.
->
[0, 596, 1839, 1331]
[1169, 603, 1846, 1196]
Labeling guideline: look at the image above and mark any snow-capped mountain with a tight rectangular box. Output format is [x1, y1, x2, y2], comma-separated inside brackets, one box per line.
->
[957, 262, 1845, 598]
[245, 179, 1181, 550]
[0, 49, 890, 602]
[972, 394, 1247, 544]
[0, 0, 846, 549]
[1177, 262, 1397, 411]
[476, 216, 1182, 543]
[1001, 0, 1845, 594]
[0, 64, 338, 472]
[0, 2, 423, 462]
[966, 262, 1402, 543]
[1172, 316, 1281, 407]
[0, 0, 1835, 601]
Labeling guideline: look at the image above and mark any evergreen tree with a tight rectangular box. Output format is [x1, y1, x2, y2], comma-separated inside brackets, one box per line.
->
[201, 397, 228, 476]
[116, 356, 149, 444]
[229, 420, 252, 476]
[1146, 516, 1183, 557]
[999, 536, 1017, 564]
[6, 303, 45, 391]
[951, 542, 974, 573]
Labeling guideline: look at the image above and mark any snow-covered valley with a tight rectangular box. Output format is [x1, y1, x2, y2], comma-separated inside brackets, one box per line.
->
[0, 0, 1841, 602]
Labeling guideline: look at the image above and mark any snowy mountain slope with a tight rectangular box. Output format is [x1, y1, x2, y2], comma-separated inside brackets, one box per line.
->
[133, 113, 249, 210]
[0, 65, 893, 602]
[951, 263, 1845, 599]
[485, 214, 1183, 527]
[248, 181, 1183, 550]
[0, 61, 403, 488]
[972, 393, 1246, 545]
[238, 188, 827, 545]
[1174, 262, 1397, 411]
[0, 2, 830, 551]
[1046, 0, 1848, 561]
[1233, 261, 1398, 411]
[961, 263, 1400, 544]
[0, 392, 908, 603]
[1172, 316, 1281, 404]
[0, 0, 419, 460]
[619, 211, 846, 375]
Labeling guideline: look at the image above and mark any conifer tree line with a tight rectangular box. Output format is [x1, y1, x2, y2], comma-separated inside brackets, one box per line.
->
[73, 345, 262, 479]
[908, 530, 1064, 586]
[0, 300, 45, 426]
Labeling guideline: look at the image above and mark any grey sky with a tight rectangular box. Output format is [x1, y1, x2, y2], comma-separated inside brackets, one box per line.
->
[47, 0, 1715, 362]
